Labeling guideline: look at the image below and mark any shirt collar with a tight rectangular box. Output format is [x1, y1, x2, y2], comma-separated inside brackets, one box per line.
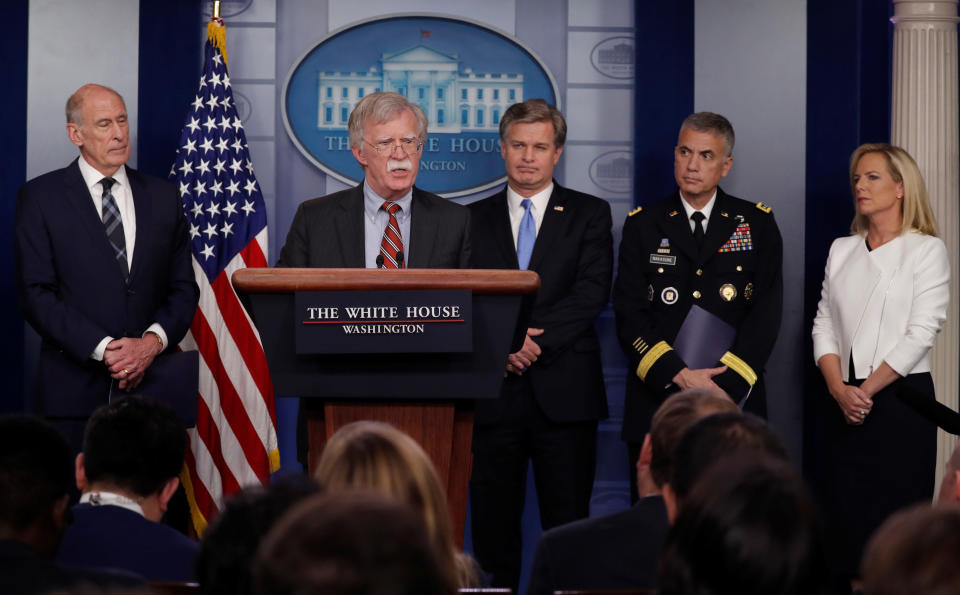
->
[679, 189, 717, 222]
[363, 180, 413, 221]
[77, 155, 128, 194]
[80, 490, 145, 517]
[506, 182, 554, 213]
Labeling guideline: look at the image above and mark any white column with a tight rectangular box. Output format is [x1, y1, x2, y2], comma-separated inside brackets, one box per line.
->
[891, 0, 960, 496]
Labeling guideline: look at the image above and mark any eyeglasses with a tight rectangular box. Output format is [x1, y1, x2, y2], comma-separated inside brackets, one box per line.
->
[365, 137, 424, 156]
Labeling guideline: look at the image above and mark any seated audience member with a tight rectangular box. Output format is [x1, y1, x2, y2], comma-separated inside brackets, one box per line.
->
[0, 415, 80, 594]
[861, 504, 960, 595]
[197, 474, 322, 595]
[254, 491, 456, 595]
[56, 396, 197, 582]
[661, 411, 788, 522]
[658, 454, 830, 595]
[937, 438, 960, 504]
[313, 421, 479, 588]
[527, 388, 738, 594]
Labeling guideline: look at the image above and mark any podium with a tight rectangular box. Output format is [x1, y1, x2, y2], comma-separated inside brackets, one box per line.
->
[232, 268, 539, 543]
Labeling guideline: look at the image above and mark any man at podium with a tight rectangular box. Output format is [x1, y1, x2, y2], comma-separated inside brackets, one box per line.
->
[276, 92, 472, 463]
[468, 99, 614, 590]
[276, 91, 471, 270]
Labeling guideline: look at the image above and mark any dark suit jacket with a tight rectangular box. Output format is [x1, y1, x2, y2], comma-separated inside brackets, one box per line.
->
[57, 503, 199, 583]
[14, 159, 199, 417]
[613, 189, 783, 442]
[276, 183, 471, 268]
[469, 182, 613, 424]
[527, 496, 670, 595]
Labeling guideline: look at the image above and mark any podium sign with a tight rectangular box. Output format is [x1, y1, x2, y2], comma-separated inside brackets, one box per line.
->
[295, 289, 472, 354]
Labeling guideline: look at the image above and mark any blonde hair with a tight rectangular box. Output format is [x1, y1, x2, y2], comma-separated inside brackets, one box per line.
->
[849, 143, 938, 237]
[314, 421, 477, 588]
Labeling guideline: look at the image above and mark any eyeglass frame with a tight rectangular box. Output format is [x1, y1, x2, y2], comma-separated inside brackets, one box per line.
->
[363, 136, 424, 156]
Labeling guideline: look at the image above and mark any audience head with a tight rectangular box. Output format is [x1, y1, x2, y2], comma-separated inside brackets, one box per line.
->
[197, 474, 322, 595]
[664, 411, 788, 522]
[862, 504, 960, 595]
[849, 143, 937, 236]
[313, 421, 469, 586]
[937, 439, 960, 505]
[0, 415, 73, 556]
[645, 388, 740, 490]
[77, 396, 186, 521]
[658, 453, 829, 595]
[254, 491, 456, 595]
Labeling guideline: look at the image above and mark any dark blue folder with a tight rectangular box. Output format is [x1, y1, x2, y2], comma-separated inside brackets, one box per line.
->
[673, 305, 736, 370]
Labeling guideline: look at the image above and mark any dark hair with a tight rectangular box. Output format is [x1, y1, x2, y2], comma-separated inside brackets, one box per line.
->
[498, 98, 567, 147]
[0, 415, 73, 530]
[679, 112, 735, 157]
[862, 504, 960, 595]
[658, 454, 830, 595]
[82, 396, 185, 497]
[254, 491, 456, 595]
[649, 388, 739, 487]
[669, 412, 788, 502]
[197, 475, 322, 595]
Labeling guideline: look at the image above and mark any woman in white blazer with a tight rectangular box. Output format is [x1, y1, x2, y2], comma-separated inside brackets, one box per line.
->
[812, 143, 949, 582]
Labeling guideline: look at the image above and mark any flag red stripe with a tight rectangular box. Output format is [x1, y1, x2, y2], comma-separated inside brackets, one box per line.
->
[184, 433, 219, 521]
[210, 272, 276, 424]
[240, 238, 267, 268]
[191, 304, 271, 483]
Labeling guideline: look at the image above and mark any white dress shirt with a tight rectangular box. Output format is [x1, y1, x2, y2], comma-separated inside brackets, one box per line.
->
[812, 231, 949, 379]
[679, 190, 717, 234]
[507, 182, 553, 248]
[78, 156, 168, 360]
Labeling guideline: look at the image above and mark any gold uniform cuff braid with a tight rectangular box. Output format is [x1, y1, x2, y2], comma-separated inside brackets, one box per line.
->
[637, 341, 673, 381]
[720, 351, 757, 386]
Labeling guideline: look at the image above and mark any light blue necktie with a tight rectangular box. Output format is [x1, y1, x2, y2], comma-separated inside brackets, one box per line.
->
[516, 198, 535, 270]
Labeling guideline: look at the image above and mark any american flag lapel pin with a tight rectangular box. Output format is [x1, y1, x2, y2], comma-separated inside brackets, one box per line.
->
[553, 205, 564, 212]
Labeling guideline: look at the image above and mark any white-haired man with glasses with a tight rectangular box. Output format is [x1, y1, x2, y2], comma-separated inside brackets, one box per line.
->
[278, 91, 471, 270]
[277, 92, 472, 464]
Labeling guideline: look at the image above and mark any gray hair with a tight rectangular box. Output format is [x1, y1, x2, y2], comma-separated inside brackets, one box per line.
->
[680, 112, 735, 157]
[498, 98, 567, 148]
[65, 83, 124, 125]
[347, 92, 428, 150]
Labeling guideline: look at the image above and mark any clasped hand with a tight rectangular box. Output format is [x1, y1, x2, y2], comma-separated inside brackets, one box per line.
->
[506, 328, 544, 376]
[103, 336, 161, 391]
[672, 365, 728, 391]
[830, 382, 872, 425]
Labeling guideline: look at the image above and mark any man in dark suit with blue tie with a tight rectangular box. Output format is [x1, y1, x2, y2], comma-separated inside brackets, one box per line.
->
[14, 84, 198, 449]
[468, 99, 614, 590]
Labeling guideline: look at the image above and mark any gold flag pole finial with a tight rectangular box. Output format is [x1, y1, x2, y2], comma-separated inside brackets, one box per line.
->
[212, 0, 221, 19]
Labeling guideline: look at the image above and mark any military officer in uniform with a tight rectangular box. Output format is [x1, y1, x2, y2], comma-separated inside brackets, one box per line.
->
[613, 112, 783, 501]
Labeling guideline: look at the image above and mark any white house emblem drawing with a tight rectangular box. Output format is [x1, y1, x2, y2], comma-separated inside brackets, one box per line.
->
[318, 45, 523, 134]
[282, 16, 558, 197]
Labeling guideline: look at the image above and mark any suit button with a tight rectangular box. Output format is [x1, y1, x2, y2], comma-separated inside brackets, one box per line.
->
[693, 290, 702, 299]
[127, 288, 136, 295]
[696, 268, 703, 276]
[736, 265, 743, 272]
[657, 267, 664, 274]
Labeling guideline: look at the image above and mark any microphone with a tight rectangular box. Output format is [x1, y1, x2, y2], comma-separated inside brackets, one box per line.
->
[375, 254, 384, 268]
[396, 251, 404, 268]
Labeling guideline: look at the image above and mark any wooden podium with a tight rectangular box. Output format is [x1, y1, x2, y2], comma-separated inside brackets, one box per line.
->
[232, 268, 539, 544]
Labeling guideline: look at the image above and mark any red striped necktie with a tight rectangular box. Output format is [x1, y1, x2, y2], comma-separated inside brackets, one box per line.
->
[379, 201, 405, 268]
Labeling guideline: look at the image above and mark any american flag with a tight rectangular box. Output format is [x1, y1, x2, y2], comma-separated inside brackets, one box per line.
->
[169, 19, 279, 534]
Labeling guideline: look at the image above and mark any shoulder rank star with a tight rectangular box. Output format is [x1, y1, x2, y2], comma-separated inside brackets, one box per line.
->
[628, 205, 643, 217]
[755, 202, 772, 213]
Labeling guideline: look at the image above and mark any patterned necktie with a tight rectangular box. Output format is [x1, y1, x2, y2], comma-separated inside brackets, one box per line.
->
[691, 211, 706, 248]
[379, 201, 404, 269]
[100, 177, 128, 279]
[516, 198, 536, 270]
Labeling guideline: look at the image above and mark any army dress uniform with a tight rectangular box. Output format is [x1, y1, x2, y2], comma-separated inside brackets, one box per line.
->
[613, 189, 783, 444]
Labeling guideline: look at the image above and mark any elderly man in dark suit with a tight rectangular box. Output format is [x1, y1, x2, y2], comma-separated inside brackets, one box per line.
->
[467, 98, 614, 591]
[14, 84, 199, 449]
[277, 91, 470, 269]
